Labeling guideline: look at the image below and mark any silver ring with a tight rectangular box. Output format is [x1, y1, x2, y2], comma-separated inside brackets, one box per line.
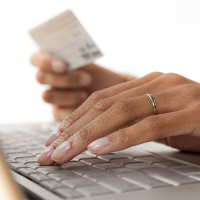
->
[146, 94, 157, 115]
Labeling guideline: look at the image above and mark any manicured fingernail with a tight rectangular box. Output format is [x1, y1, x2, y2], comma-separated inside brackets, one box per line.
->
[37, 145, 54, 165]
[88, 137, 109, 153]
[45, 128, 61, 147]
[51, 60, 66, 72]
[79, 74, 92, 86]
[51, 141, 71, 162]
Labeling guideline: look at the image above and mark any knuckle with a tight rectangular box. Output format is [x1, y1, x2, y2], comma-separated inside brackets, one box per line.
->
[149, 71, 164, 78]
[92, 98, 113, 112]
[75, 126, 93, 142]
[52, 136, 66, 149]
[111, 99, 134, 114]
[89, 90, 106, 104]
[62, 112, 78, 128]
[36, 71, 45, 84]
[165, 73, 186, 85]
[183, 85, 200, 98]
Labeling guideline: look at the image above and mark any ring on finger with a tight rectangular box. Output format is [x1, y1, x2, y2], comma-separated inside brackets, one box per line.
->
[146, 94, 157, 115]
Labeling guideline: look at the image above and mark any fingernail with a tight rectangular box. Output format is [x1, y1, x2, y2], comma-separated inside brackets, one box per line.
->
[51, 141, 71, 162]
[88, 137, 109, 153]
[45, 128, 61, 147]
[37, 145, 54, 165]
[79, 74, 92, 86]
[51, 60, 66, 72]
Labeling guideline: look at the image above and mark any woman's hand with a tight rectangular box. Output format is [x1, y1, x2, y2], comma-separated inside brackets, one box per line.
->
[31, 52, 126, 121]
[37, 72, 200, 166]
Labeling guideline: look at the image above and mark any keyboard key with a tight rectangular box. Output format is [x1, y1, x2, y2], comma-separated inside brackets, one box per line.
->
[7, 152, 33, 159]
[98, 177, 142, 193]
[75, 185, 112, 197]
[119, 149, 152, 158]
[125, 162, 154, 170]
[17, 168, 38, 176]
[83, 172, 114, 182]
[55, 187, 81, 198]
[153, 161, 188, 169]
[70, 166, 102, 176]
[19, 146, 44, 151]
[122, 173, 170, 189]
[9, 162, 28, 170]
[134, 156, 168, 164]
[111, 158, 140, 166]
[106, 167, 136, 177]
[142, 167, 198, 186]
[36, 166, 66, 175]
[61, 178, 93, 189]
[1, 139, 19, 145]
[48, 171, 80, 181]
[97, 153, 125, 161]
[29, 173, 50, 182]
[170, 166, 200, 175]
[73, 154, 96, 161]
[189, 174, 200, 181]
[25, 162, 41, 169]
[93, 162, 121, 170]
[6, 158, 18, 163]
[12, 143, 35, 148]
[27, 149, 44, 155]
[60, 161, 86, 169]
[80, 158, 108, 165]
[40, 180, 63, 190]
[16, 157, 38, 164]
[3, 149, 25, 154]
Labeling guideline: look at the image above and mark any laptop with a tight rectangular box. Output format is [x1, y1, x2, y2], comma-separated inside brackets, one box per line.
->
[0, 122, 200, 200]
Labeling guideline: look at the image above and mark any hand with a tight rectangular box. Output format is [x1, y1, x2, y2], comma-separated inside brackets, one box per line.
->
[31, 52, 126, 121]
[37, 72, 200, 166]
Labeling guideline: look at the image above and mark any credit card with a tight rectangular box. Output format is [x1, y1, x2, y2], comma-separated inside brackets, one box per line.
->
[29, 10, 103, 70]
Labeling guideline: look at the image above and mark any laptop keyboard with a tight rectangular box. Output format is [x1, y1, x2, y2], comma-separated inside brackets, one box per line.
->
[0, 123, 200, 199]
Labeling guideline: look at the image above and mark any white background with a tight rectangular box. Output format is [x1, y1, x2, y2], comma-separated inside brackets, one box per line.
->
[0, 0, 200, 124]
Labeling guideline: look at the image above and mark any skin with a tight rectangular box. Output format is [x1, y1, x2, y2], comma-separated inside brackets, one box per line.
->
[31, 51, 126, 121]
[36, 71, 200, 166]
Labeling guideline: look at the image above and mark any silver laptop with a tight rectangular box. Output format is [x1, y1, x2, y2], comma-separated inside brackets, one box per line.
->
[0, 122, 200, 200]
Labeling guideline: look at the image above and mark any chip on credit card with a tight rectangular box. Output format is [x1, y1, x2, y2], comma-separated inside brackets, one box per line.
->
[29, 10, 103, 70]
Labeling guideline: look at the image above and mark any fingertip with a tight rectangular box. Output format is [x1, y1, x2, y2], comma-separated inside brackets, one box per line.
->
[36, 70, 45, 84]
[77, 71, 93, 87]
[88, 137, 109, 154]
[51, 59, 67, 73]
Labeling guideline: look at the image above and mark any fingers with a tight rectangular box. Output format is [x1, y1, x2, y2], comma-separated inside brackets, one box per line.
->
[36, 70, 92, 88]
[52, 106, 77, 122]
[88, 109, 195, 155]
[37, 72, 163, 165]
[43, 91, 177, 164]
[31, 52, 67, 73]
[37, 72, 200, 166]
[48, 96, 154, 164]
[44, 72, 164, 147]
[55, 72, 164, 131]
[43, 89, 88, 107]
